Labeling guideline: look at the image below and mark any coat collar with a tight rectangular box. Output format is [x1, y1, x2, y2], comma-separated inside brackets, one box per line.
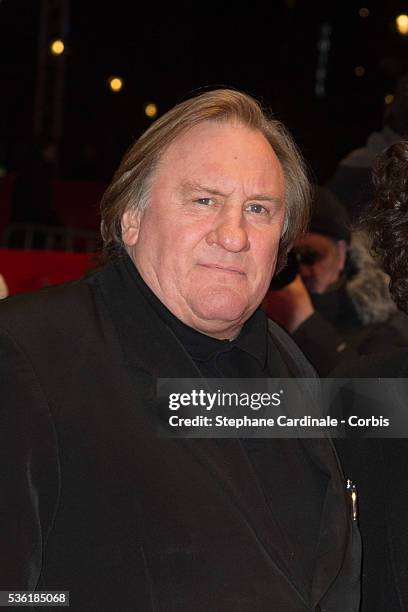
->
[93, 255, 202, 378]
[91, 256, 352, 607]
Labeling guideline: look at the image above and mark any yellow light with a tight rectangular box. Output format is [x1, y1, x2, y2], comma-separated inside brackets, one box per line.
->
[50, 39, 64, 55]
[354, 66, 365, 77]
[108, 77, 123, 93]
[396, 14, 408, 35]
[385, 93, 394, 105]
[359, 7, 369, 18]
[144, 103, 158, 118]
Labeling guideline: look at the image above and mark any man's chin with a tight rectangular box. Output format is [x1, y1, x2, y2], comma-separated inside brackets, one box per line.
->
[187, 289, 251, 335]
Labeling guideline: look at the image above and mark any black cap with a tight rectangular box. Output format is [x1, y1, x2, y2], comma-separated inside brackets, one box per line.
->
[309, 186, 351, 244]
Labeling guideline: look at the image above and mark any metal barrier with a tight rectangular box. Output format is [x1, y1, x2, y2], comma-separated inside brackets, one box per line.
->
[1, 224, 99, 252]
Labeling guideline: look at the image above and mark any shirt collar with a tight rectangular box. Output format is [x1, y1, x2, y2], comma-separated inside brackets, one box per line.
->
[122, 252, 268, 368]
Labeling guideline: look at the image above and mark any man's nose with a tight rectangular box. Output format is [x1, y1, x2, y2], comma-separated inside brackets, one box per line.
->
[205, 209, 250, 253]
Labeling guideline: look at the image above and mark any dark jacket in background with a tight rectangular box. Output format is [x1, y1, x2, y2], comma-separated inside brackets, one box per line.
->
[293, 233, 408, 376]
[331, 349, 408, 612]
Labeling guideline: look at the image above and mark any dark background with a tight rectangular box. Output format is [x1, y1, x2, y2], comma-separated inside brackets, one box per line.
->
[0, 0, 407, 184]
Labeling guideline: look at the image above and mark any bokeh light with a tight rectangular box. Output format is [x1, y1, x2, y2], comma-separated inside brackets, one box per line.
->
[108, 77, 123, 93]
[144, 102, 158, 118]
[50, 39, 64, 55]
[396, 14, 408, 35]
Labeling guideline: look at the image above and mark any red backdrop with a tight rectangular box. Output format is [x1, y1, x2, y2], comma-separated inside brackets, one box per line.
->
[0, 248, 96, 296]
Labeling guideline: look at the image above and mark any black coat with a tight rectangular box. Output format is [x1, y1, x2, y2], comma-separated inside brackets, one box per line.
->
[0, 258, 360, 611]
[292, 286, 408, 377]
[332, 350, 408, 612]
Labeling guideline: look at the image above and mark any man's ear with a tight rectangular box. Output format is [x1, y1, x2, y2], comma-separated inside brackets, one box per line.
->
[121, 208, 141, 247]
[336, 240, 348, 272]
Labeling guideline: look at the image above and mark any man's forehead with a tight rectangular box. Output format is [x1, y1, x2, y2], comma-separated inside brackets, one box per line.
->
[155, 122, 283, 191]
[160, 119, 276, 159]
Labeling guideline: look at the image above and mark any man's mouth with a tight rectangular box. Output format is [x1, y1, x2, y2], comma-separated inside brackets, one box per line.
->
[199, 263, 246, 275]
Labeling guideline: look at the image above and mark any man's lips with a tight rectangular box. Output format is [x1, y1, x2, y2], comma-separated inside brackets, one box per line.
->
[198, 263, 246, 275]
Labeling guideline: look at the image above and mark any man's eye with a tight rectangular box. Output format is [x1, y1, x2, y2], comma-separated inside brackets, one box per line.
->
[194, 198, 213, 206]
[247, 203, 268, 215]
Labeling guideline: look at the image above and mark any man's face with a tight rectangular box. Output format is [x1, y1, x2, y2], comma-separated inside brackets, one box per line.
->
[122, 120, 285, 339]
[296, 232, 347, 294]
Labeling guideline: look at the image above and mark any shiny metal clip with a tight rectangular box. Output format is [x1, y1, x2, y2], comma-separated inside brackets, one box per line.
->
[346, 479, 358, 521]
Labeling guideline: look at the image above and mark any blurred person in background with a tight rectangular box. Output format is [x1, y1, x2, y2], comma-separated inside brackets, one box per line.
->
[332, 139, 408, 612]
[327, 73, 408, 220]
[264, 186, 408, 376]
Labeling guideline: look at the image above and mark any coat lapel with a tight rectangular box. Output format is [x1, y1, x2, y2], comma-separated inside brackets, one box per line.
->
[300, 438, 350, 608]
[93, 257, 347, 606]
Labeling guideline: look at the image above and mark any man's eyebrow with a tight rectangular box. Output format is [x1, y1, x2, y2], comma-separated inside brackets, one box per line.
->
[179, 181, 226, 197]
[249, 194, 283, 204]
[179, 181, 283, 203]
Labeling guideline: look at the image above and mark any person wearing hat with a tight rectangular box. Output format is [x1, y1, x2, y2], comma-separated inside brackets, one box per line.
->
[294, 186, 351, 297]
[263, 186, 408, 376]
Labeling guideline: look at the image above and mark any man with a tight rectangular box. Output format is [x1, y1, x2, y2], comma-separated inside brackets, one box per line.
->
[295, 187, 349, 297]
[264, 187, 407, 375]
[0, 90, 360, 611]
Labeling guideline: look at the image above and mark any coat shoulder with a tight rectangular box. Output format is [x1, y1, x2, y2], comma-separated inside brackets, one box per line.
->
[0, 267, 107, 351]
